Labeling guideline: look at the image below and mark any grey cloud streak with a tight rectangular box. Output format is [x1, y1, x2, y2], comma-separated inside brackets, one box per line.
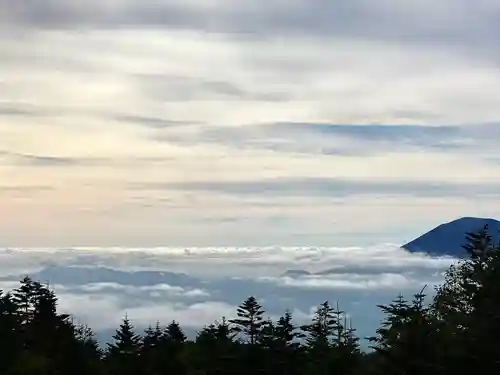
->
[133, 177, 500, 199]
[3, 0, 500, 60]
[134, 73, 291, 103]
[148, 122, 499, 158]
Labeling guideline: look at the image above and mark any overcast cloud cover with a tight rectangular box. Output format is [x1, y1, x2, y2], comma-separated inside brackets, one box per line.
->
[1, 1, 500, 246]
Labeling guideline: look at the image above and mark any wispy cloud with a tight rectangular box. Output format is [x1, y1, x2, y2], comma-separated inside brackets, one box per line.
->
[1, 1, 500, 245]
[146, 177, 500, 199]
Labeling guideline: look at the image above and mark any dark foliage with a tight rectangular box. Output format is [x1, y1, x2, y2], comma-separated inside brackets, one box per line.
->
[0, 225, 499, 374]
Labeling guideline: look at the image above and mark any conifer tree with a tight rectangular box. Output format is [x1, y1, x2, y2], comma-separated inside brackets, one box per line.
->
[75, 323, 102, 360]
[275, 310, 302, 348]
[301, 301, 338, 375]
[194, 318, 237, 375]
[368, 294, 410, 374]
[141, 322, 164, 375]
[155, 320, 188, 375]
[331, 302, 360, 375]
[164, 320, 187, 344]
[142, 321, 163, 350]
[0, 291, 21, 373]
[432, 225, 500, 373]
[106, 316, 141, 375]
[302, 301, 337, 350]
[197, 317, 235, 344]
[369, 288, 438, 375]
[107, 316, 141, 355]
[12, 277, 37, 322]
[229, 296, 265, 345]
[265, 310, 304, 375]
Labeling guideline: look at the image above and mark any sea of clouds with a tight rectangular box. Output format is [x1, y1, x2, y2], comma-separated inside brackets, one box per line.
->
[0, 244, 456, 345]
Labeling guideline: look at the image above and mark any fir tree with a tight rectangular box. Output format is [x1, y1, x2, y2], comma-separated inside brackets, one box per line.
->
[164, 320, 187, 344]
[301, 301, 338, 375]
[275, 310, 302, 348]
[0, 291, 21, 373]
[107, 316, 141, 356]
[302, 301, 337, 349]
[267, 310, 304, 375]
[194, 318, 238, 375]
[229, 296, 266, 345]
[433, 225, 500, 373]
[369, 288, 438, 375]
[106, 316, 141, 375]
[331, 302, 360, 375]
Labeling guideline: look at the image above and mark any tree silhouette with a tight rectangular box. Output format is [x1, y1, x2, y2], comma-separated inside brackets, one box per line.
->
[229, 296, 265, 345]
[106, 316, 141, 375]
[301, 301, 338, 375]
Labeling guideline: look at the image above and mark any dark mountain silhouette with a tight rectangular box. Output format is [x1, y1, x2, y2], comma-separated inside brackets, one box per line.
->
[402, 217, 500, 257]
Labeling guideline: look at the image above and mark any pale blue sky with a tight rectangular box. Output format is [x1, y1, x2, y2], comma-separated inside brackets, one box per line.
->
[1, 0, 500, 246]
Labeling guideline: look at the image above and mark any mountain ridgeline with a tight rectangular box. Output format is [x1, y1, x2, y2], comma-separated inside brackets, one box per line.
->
[402, 216, 500, 257]
[1, 225, 500, 373]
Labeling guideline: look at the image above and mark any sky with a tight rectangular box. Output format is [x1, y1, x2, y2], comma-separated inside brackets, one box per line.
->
[2, 1, 500, 246]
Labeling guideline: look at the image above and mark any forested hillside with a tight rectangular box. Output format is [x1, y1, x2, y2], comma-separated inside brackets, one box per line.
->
[1, 225, 499, 374]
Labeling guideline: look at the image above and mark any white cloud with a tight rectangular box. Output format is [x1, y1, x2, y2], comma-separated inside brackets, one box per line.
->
[0, 243, 454, 278]
[54, 290, 236, 330]
[257, 273, 437, 291]
[0, 244, 456, 341]
[73, 282, 210, 298]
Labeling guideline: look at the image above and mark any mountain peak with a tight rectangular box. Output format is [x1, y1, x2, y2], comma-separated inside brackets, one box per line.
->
[402, 216, 500, 257]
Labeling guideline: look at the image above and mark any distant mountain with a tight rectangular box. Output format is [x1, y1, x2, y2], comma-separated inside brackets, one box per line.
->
[402, 217, 500, 257]
[2, 265, 201, 288]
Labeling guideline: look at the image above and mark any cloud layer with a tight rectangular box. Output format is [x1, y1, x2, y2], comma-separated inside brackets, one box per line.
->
[0, 244, 455, 344]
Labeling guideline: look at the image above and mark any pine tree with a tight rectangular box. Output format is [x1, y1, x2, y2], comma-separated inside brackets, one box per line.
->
[263, 310, 304, 375]
[106, 316, 141, 375]
[302, 301, 337, 350]
[301, 301, 338, 375]
[432, 225, 500, 373]
[213, 317, 236, 343]
[197, 317, 235, 345]
[331, 302, 360, 375]
[75, 323, 102, 360]
[60, 323, 104, 375]
[275, 310, 302, 348]
[369, 288, 438, 375]
[194, 318, 238, 375]
[141, 322, 164, 375]
[229, 296, 266, 345]
[368, 294, 411, 374]
[153, 320, 188, 375]
[0, 291, 21, 373]
[164, 320, 187, 344]
[12, 277, 38, 323]
[463, 224, 495, 262]
[142, 322, 162, 350]
[107, 316, 141, 356]
[259, 318, 277, 349]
